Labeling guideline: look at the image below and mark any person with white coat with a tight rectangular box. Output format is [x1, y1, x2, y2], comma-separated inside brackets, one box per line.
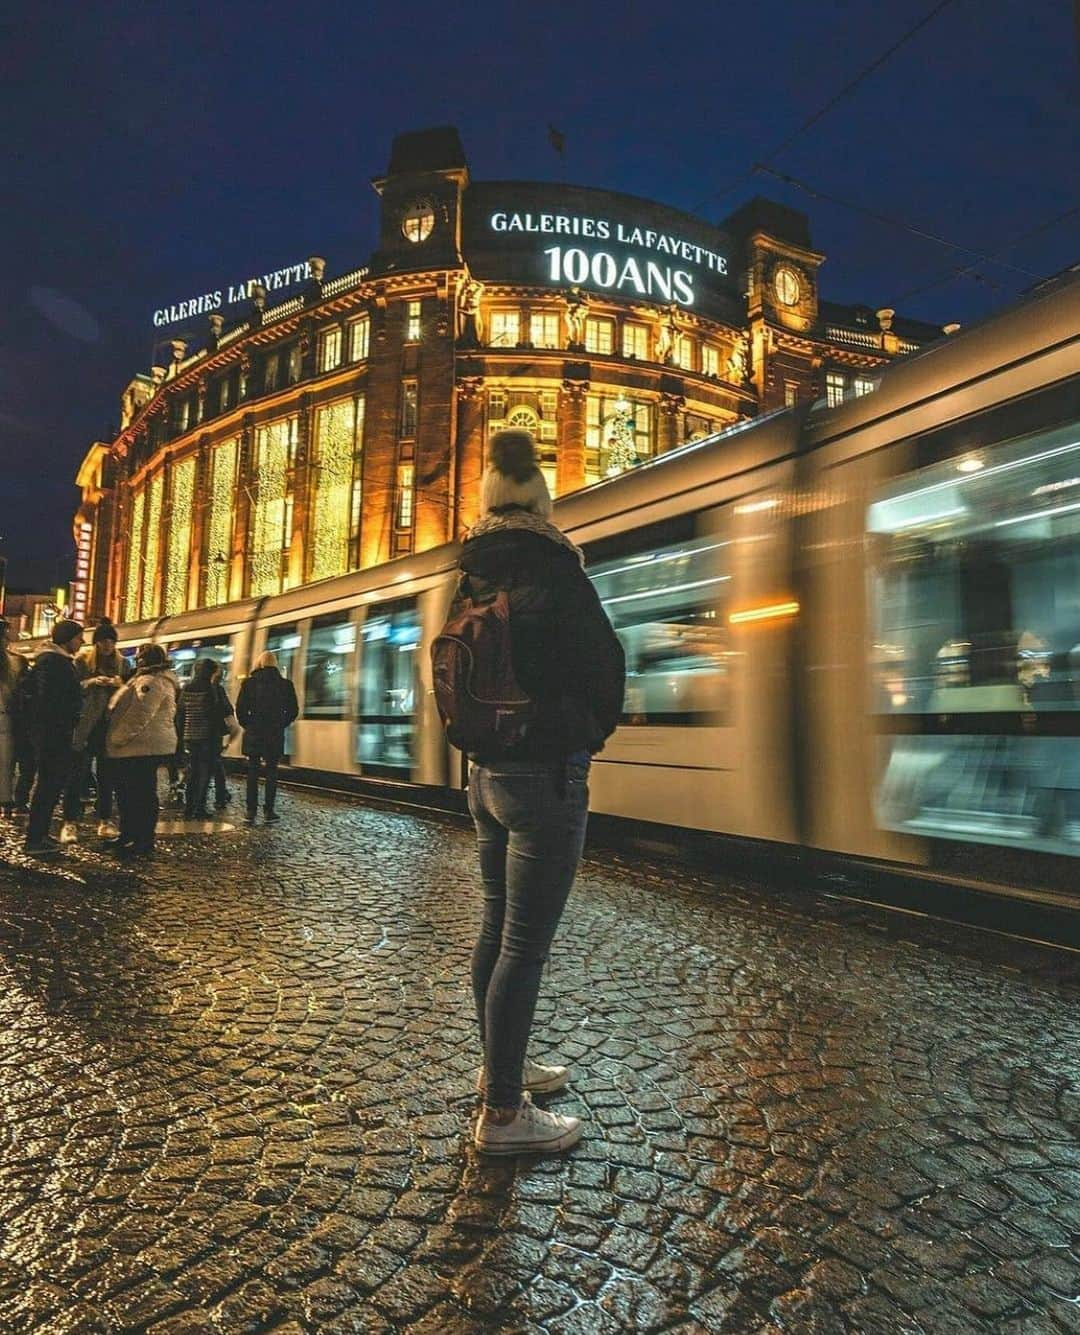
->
[105, 643, 179, 856]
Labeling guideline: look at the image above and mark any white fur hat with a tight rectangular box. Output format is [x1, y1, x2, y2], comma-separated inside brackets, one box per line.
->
[481, 428, 552, 517]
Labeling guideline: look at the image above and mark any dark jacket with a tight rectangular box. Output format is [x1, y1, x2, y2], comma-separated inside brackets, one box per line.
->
[177, 683, 221, 745]
[236, 667, 299, 759]
[457, 525, 625, 760]
[26, 642, 83, 750]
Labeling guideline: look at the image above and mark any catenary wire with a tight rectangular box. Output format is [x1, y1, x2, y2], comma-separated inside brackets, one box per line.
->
[695, 0, 962, 213]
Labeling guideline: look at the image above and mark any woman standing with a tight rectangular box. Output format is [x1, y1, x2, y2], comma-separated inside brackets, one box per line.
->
[451, 430, 625, 1155]
[61, 619, 128, 841]
[235, 651, 298, 823]
[105, 644, 179, 856]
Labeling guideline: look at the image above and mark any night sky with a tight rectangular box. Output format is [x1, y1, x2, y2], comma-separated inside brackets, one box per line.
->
[2, 0, 1076, 591]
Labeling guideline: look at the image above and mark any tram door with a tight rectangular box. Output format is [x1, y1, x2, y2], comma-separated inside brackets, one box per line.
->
[357, 599, 421, 778]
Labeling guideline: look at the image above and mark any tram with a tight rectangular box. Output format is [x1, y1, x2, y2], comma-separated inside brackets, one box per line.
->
[109, 270, 1080, 906]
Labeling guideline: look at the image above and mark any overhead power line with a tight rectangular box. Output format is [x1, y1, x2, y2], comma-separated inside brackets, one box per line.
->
[752, 164, 1042, 280]
[696, 0, 960, 214]
[895, 202, 1080, 301]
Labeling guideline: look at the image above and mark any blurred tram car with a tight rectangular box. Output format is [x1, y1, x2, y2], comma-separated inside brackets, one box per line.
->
[113, 271, 1080, 905]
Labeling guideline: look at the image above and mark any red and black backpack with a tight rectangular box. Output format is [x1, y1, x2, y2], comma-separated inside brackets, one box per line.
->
[430, 588, 534, 756]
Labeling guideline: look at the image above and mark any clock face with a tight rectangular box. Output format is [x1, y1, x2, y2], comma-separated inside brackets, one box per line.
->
[402, 198, 436, 244]
[774, 266, 801, 307]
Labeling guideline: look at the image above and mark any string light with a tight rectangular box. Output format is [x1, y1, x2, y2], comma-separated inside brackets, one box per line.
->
[205, 437, 237, 606]
[164, 456, 195, 615]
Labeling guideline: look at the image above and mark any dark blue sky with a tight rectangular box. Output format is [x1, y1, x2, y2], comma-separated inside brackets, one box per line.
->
[2, 0, 1076, 590]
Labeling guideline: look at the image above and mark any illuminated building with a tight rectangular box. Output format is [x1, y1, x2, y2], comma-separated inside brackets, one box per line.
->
[73, 127, 945, 623]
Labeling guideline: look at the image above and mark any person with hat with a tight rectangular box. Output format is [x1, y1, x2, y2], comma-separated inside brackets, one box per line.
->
[60, 618, 129, 842]
[105, 642, 180, 856]
[447, 428, 625, 1156]
[23, 618, 85, 854]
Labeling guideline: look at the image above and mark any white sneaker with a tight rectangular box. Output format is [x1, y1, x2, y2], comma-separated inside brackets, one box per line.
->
[97, 821, 119, 838]
[475, 1093, 583, 1156]
[58, 822, 79, 844]
[476, 1057, 570, 1097]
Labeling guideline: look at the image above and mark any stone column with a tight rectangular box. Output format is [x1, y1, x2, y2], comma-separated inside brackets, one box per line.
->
[557, 364, 589, 497]
[232, 414, 256, 600]
[454, 372, 485, 539]
[289, 393, 312, 587]
[658, 389, 686, 455]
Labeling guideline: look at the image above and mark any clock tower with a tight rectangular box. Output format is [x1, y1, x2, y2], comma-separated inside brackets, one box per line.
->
[370, 126, 470, 276]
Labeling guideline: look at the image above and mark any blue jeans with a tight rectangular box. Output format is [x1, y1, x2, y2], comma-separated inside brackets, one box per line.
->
[468, 753, 590, 1109]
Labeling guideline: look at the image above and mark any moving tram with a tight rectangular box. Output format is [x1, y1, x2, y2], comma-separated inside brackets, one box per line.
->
[111, 271, 1080, 916]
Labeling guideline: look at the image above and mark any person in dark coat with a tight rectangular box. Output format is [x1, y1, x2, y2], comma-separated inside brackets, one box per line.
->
[209, 662, 236, 810]
[235, 651, 298, 823]
[177, 657, 223, 820]
[458, 429, 625, 1157]
[24, 618, 85, 853]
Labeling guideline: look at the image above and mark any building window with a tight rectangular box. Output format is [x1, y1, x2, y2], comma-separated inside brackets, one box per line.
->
[396, 462, 415, 529]
[529, 312, 560, 349]
[490, 310, 520, 347]
[585, 317, 614, 356]
[676, 334, 696, 372]
[701, 345, 720, 377]
[311, 395, 364, 582]
[250, 416, 298, 597]
[349, 315, 370, 362]
[488, 388, 507, 420]
[164, 455, 196, 616]
[177, 398, 191, 433]
[586, 395, 654, 481]
[141, 472, 164, 620]
[825, 372, 846, 408]
[784, 382, 799, 408]
[319, 326, 342, 373]
[622, 323, 648, 360]
[287, 344, 302, 384]
[852, 376, 874, 398]
[205, 437, 237, 607]
[264, 352, 279, 393]
[405, 300, 422, 343]
[400, 381, 418, 437]
[218, 375, 232, 414]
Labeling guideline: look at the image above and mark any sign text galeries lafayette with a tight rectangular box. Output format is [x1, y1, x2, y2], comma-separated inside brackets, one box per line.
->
[465, 184, 736, 314]
[152, 260, 313, 328]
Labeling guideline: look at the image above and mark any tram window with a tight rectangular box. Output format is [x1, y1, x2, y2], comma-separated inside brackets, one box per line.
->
[169, 637, 234, 687]
[303, 616, 355, 719]
[869, 418, 1080, 858]
[265, 624, 301, 684]
[357, 600, 421, 773]
[587, 521, 731, 726]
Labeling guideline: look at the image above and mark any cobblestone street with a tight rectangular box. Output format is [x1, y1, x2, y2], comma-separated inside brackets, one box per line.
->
[0, 788, 1078, 1334]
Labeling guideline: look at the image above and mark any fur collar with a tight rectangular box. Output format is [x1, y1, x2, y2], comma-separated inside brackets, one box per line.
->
[466, 509, 584, 566]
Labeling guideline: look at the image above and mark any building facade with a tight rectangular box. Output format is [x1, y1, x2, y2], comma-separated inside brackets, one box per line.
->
[74, 127, 945, 624]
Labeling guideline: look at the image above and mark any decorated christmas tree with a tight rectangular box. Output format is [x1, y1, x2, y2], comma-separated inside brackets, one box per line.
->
[605, 400, 638, 475]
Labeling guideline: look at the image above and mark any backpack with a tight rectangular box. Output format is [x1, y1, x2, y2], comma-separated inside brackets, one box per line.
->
[431, 589, 534, 756]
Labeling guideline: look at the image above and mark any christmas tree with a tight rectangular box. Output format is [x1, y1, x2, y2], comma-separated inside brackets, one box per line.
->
[605, 401, 638, 475]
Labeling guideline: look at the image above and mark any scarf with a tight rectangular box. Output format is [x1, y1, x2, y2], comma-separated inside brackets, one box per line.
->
[467, 508, 584, 566]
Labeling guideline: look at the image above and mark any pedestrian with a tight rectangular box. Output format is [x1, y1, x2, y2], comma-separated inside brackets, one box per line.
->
[60, 618, 129, 842]
[105, 643, 179, 856]
[235, 651, 298, 824]
[441, 429, 625, 1155]
[23, 618, 85, 854]
[176, 657, 222, 820]
[209, 662, 237, 810]
[0, 618, 30, 819]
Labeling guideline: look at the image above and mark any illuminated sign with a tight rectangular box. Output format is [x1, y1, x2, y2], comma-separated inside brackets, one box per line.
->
[465, 184, 735, 316]
[152, 260, 314, 328]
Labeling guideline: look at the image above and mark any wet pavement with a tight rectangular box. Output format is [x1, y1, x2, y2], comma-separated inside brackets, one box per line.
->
[0, 788, 1078, 1334]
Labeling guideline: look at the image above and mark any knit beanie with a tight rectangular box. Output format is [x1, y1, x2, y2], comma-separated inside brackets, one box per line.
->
[480, 428, 553, 518]
[92, 618, 118, 645]
[52, 619, 84, 647]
